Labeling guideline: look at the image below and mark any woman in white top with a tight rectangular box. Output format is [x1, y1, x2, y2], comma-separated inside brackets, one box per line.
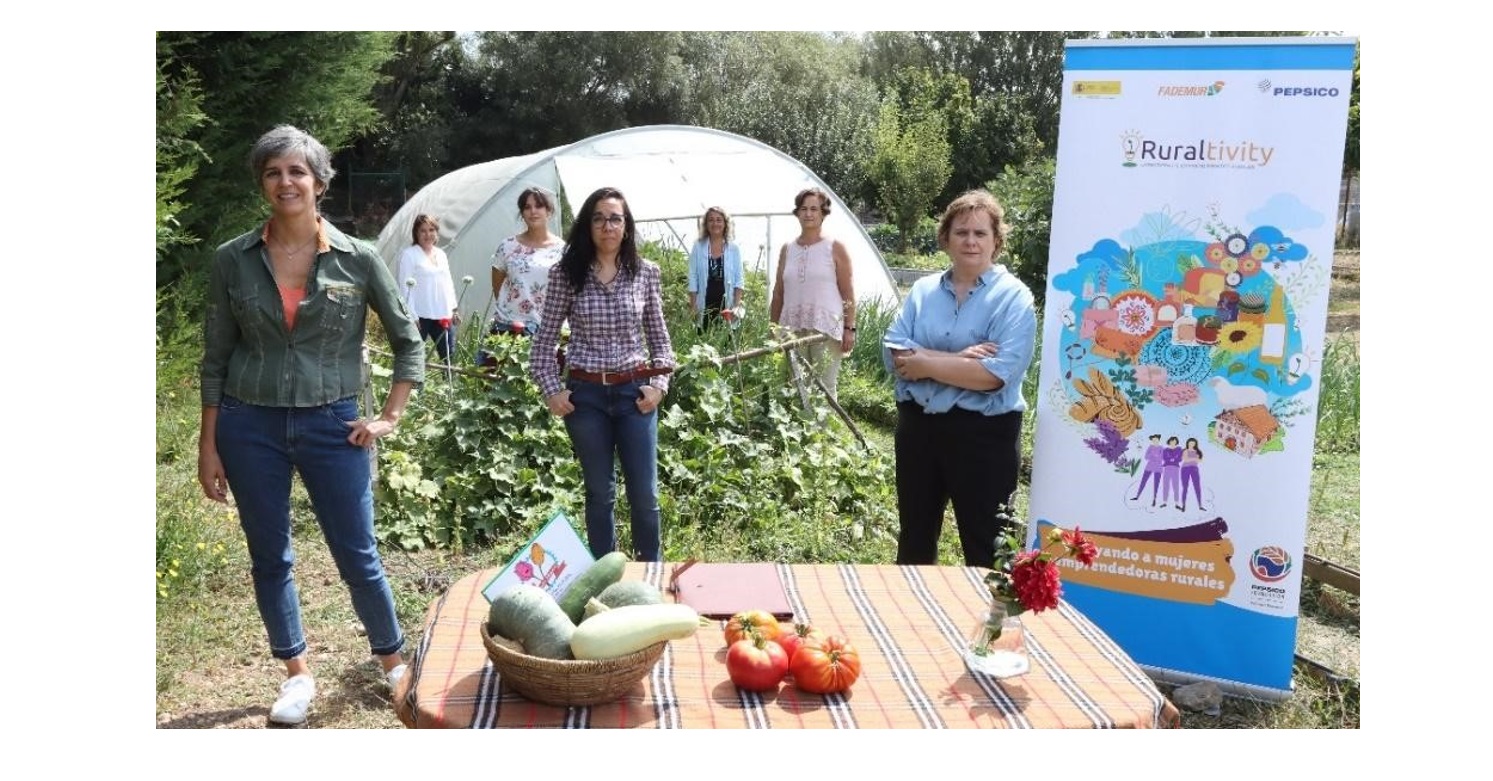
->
[490, 187, 565, 337]
[770, 187, 855, 400]
[395, 213, 459, 361]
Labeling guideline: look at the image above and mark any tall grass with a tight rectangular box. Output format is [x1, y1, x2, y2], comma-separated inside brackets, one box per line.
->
[1313, 330, 1360, 454]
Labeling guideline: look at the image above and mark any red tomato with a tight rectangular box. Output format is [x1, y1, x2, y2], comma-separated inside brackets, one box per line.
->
[776, 622, 826, 664]
[723, 609, 783, 646]
[790, 635, 862, 694]
[726, 633, 789, 692]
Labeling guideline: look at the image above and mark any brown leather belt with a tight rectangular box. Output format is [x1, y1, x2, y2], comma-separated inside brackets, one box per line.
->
[567, 365, 674, 385]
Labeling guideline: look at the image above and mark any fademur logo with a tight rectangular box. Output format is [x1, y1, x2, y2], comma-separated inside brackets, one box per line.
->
[1119, 130, 1274, 169]
[1157, 80, 1225, 97]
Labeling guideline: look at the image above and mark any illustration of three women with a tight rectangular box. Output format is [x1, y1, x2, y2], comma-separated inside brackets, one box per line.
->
[1131, 434, 1205, 511]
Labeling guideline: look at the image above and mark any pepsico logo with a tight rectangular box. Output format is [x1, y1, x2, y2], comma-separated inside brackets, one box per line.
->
[1250, 546, 1292, 582]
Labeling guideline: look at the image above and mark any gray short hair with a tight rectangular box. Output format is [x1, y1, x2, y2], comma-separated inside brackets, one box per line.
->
[248, 125, 336, 196]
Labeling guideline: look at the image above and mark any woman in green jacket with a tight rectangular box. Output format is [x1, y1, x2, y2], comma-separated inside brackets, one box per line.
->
[197, 125, 426, 726]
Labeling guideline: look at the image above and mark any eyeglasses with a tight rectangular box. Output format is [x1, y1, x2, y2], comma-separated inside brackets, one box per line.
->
[590, 214, 626, 229]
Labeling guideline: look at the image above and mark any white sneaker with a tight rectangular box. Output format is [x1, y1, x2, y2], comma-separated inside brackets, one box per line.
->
[268, 674, 316, 725]
[386, 663, 408, 693]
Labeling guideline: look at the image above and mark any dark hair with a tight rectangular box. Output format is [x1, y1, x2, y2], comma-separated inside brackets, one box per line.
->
[793, 187, 831, 216]
[559, 187, 639, 292]
[249, 125, 335, 201]
[410, 213, 439, 245]
[517, 187, 554, 215]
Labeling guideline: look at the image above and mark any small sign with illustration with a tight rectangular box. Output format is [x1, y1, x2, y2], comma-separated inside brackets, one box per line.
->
[482, 510, 595, 604]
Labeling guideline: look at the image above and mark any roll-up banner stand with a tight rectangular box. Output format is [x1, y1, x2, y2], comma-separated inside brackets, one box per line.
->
[1029, 37, 1357, 699]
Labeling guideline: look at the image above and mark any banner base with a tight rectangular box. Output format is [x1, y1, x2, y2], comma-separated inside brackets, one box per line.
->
[1142, 663, 1294, 703]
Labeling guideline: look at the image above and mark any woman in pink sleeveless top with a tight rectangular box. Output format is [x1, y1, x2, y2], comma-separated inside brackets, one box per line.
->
[769, 187, 855, 400]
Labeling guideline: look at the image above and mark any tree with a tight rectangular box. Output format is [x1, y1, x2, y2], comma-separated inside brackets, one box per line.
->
[988, 157, 1056, 305]
[864, 32, 1085, 153]
[860, 31, 1075, 195]
[155, 32, 398, 287]
[868, 97, 952, 253]
[461, 32, 690, 158]
[155, 37, 208, 264]
[684, 32, 878, 203]
[1340, 48, 1360, 246]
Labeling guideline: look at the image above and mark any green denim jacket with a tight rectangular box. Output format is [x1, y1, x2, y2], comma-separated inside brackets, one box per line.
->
[200, 220, 425, 408]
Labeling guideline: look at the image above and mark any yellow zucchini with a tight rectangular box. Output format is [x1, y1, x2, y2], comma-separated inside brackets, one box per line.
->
[570, 603, 701, 660]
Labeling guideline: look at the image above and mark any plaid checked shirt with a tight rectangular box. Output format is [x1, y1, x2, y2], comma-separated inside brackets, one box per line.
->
[529, 258, 675, 398]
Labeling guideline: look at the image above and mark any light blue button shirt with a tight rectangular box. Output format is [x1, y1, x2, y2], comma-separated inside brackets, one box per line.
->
[883, 265, 1037, 416]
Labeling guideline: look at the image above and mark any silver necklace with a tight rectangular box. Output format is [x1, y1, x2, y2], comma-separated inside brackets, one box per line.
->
[275, 233, 317, 260]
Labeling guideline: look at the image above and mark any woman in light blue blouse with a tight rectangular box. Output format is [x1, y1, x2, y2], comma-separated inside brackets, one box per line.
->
[686, 206, 745, 332]
[883, 190, 1037, 568]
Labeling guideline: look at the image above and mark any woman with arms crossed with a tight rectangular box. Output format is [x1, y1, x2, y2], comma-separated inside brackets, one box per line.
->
[529, 187, 675, 561]
[884, 190, 1037, 568]
[197, 125, 425, 726]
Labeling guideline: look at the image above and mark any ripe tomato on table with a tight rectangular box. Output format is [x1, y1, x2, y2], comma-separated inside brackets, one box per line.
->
[776, 622, 825, 664]
[790, 635, 862, 694]
[726, 633, 789, 692]
[723, 609, 782, 646]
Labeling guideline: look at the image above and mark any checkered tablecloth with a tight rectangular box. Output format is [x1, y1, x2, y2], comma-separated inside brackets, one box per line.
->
[394, 562, 1180, 729]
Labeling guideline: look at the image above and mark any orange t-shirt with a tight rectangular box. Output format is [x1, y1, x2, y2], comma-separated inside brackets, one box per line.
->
[279, 285, 306, 330]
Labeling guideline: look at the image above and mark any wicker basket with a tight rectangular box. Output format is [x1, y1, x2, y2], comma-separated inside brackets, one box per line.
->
[479, 622, 667, 706]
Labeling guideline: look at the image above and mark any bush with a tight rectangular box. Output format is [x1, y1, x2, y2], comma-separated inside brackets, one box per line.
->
[987, 157, 1056, 306]
[867, 217, 939, 257]
[155, 299, 242, 604]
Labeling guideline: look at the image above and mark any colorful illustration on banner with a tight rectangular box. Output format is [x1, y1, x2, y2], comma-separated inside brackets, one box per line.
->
[1045, 198, 1331, 606]
[1054, 203, 1321, 477]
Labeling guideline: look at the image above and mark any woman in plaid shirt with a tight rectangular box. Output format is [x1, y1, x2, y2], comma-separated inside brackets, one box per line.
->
[529, 187, 676, 561]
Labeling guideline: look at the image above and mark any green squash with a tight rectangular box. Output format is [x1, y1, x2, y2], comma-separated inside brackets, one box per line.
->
[557, 551, 629, 624]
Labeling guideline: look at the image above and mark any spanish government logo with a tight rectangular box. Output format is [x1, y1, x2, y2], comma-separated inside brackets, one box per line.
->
[1073, 80, 1121, 97]
[1249, 546, 1292, 583]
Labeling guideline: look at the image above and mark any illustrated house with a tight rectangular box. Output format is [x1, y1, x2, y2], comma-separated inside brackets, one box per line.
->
[1212, 404, 1280, 457]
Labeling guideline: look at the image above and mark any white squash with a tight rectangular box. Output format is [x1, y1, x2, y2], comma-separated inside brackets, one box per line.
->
[570, 603, 700, 660]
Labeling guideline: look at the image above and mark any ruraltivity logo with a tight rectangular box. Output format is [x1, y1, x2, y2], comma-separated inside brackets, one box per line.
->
[1118, 130, 1274, 169]
[1158, 80, 1225, 97]
[1250, 546, 1292, 582]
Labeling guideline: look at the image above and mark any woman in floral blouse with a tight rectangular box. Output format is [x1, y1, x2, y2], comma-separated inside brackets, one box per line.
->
[489, 187, 565, 337]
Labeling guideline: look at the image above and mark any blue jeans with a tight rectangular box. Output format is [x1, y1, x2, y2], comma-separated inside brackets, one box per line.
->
[215, 395, 404, 660]
[563, 379, 662, 561]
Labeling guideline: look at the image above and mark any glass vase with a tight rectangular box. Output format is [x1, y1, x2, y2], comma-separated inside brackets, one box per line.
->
[964, 598, 1030, 678]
